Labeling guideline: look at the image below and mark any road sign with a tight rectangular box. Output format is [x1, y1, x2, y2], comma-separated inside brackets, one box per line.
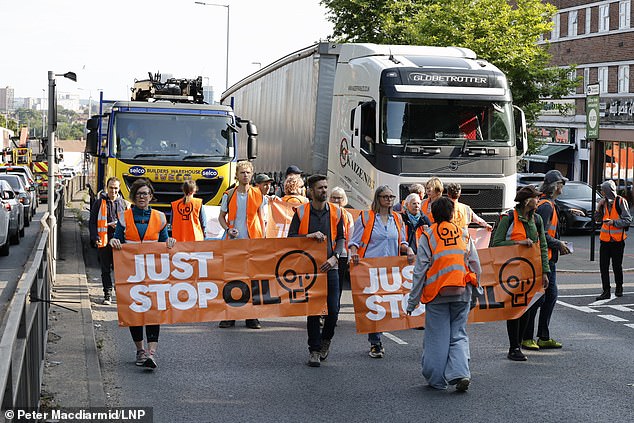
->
[586, 84, 600, 139]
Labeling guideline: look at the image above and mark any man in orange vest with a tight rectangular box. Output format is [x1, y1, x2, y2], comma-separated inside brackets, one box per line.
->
[287, 174, 345, 368]
[218, 160, 267, 329]
[595, 179, 632, 300]
[88, 177, 127, 305]
[406, 196, 481, 392]
[522, 170, 571, 350]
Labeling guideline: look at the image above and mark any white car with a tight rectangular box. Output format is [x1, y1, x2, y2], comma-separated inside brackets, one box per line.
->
[0, 179, 25, 245]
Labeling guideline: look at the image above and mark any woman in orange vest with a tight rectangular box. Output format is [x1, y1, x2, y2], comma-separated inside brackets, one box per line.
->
[421, 177, 443, 223]
[406, 196, 481, 392]
[281, 174, 309, 206]
[329, 186, 354, 302]
[171, 180, 206, 241]
[349, 185, 415, 359]
[491, 185, 550, 362]
[110, 178, 176, 370]
[595, 179, 632, 300]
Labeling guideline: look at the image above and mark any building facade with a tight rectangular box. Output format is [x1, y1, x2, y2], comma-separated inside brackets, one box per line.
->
[531, 0, 634, 186]
[0, 87, 14, 112]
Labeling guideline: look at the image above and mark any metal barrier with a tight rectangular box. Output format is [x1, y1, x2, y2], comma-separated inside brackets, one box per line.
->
[0, 182, 69, 417]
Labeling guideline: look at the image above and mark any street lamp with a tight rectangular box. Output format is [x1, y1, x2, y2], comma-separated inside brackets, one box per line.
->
[194, 1, 230, 90]
[47, 70, 77, 278]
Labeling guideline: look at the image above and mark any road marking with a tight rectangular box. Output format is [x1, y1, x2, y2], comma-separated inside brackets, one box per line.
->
[608, 305, 634, 312]
[589, 297, 616, 306]
[383, 332, 408, 345]
[598, 314, 629, 322]
[625, 324, 634, 329]
[556, 300, 600, 313]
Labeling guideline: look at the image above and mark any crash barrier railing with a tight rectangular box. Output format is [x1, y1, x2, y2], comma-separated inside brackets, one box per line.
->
[0, 187, 65, 418]
[63, 175, 86, 205]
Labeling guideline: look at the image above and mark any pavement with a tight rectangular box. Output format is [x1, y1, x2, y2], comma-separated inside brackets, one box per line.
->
[37, 192, 631, 410]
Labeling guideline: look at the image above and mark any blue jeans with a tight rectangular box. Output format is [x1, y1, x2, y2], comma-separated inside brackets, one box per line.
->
[524, 262, 558, 341]
[307, 269, 339, 352]
[422, 301, 471, 390]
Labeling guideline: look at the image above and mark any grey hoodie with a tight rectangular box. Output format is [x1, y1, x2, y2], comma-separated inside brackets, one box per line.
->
[594, 180, 632, 229]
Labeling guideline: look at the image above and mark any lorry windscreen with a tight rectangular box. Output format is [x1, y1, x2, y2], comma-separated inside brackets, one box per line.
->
[381, 98, 513, 147]
[112, 113, 233, 161]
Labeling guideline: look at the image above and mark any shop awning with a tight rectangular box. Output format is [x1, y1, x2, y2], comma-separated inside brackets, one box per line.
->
[524, 143, 573, 163]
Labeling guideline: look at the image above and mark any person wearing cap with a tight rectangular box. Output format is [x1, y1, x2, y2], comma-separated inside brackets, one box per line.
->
[445, 183, 492, 232]
[285, 165, 303, 178]
[521, 170, 571, 351]
[255, 173, 274, 197]
[595, 179, 632, 300]
[491, 185, 550, 362]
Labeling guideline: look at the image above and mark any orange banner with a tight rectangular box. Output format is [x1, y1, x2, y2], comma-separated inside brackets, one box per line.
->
[113, 238, 328, 326]
[468, 227, 491, 249]
[350, 245, 544, 333]
[265, 198, 298, 238]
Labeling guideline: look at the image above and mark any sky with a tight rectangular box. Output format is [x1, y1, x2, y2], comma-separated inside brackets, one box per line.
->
[0, 0, 333, 102]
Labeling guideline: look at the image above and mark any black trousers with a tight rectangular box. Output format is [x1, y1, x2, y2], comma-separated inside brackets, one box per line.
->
[507, 312, 531, 350]
[98, 245, 114, 292]
[129, 325, 160, 343]
[599, 240, 625, 292]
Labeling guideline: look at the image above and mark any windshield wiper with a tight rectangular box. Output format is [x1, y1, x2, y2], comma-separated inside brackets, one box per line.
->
[132, 153, 180, 159]
[183, 154, 225, 160]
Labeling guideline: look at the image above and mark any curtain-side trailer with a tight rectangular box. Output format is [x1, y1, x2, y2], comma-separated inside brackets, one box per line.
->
[222, 43, 526, 218]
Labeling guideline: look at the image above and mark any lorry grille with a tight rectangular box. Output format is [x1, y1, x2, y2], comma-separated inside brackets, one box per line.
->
[123, 176, 225, 209]
[398, 183, 504, 213]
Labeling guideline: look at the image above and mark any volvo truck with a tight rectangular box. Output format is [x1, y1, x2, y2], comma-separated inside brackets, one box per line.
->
[221, 43, 527, 219]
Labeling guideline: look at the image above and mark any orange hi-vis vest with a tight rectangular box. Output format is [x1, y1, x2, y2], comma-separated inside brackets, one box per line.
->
[121, 208, 166, 243]
[171, 197, 204, 241]
[600, 196, 627, 242]
[538, 197, 559, 260]
[96, 199, 109, 248]
[295, 202, 342, 250]
[420, 221, 472, 303]
[505, 209, 528, 241]
[357, 210, 404, 258]
[281, 194, 309, 206]
[452, 201, 469, 230]
[421, 198, 434, 223]
[342, 209, 353, 247]
[225, 185, 264, 239]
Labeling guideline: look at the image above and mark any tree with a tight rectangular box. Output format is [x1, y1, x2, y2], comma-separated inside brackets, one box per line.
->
[321, 0, 580, 153]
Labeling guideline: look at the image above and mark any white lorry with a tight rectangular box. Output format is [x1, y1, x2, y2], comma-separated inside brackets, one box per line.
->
[222, 42, 526, 218]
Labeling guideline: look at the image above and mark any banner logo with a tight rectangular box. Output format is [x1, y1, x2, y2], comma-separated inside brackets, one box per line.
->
[498, 257, 536, 307]
[275, 250, 318, 303]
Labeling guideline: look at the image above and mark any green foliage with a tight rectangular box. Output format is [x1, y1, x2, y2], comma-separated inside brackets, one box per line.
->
[320, 0, 580, 138]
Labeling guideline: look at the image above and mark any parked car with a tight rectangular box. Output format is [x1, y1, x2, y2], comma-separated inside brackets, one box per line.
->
[0, 179, 24, 246]
[556, 181, 602, 234]
[0, 181, 13, 255]
[517, 172, 546, 188]
[0, 174, 32, 227]
[7, 172, 38, 218]
[0, 165, 39, 207]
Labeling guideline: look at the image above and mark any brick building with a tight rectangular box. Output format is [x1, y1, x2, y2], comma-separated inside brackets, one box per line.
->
[530, 0, 634, 186]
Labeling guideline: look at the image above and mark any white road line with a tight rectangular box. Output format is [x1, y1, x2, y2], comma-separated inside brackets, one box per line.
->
[589, 297, 616, 306]
[625, 324, 634, 329]
[598, 314, 629, 322]
[608, 305, 634, 312]
[383, 332, 408, 345]
[559, 294, 610, 298]
[556, 300, 600, 313]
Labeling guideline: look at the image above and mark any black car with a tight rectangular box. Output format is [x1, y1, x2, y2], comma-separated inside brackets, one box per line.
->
[517, 172, 546, 188]
[555, 181, 602, 234]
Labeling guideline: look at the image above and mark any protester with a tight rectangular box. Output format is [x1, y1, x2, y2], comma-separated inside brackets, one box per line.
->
[491, 185, 550, 361]
[349, 185, 415, 358]
[393, 183, 425, 212]
[218, 161, 266, 329]
[401, 192, 431, 254]
[329, 187, 354, 297]
[170, 180, 206, 242]
[445, 183, 492, 232]
[595, 179, 632, 300]
[255, 173, 274, 197]
[421, 177, 443, 223]
[109, 178, 176, 369]
[288, 175, 345, 367]
[88, 177, 127, 305]
[406, 196, 482, 392]
[281, 174, 309, 205]
[285, 165, 303, 178]
[521, 170, 570, 351]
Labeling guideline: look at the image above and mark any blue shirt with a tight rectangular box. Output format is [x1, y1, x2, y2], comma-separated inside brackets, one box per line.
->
[349, 212, 407, 258]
